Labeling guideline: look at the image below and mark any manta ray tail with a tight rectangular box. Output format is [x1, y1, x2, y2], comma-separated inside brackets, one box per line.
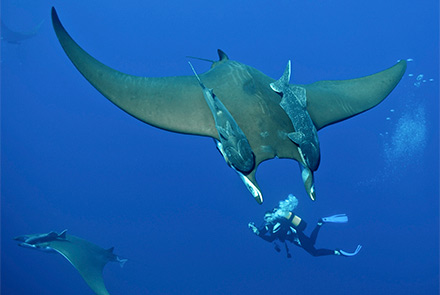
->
[186, 56, 216, 63]
[186, 49, 228, 67]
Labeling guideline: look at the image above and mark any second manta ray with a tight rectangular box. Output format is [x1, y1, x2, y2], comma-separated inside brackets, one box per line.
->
[14, 230, 127, 295]
[51, 7, 406, 204]
[1, 20, 44, 44]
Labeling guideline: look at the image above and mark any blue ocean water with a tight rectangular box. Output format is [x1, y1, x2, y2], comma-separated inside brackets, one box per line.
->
[1, 0, 439, 294]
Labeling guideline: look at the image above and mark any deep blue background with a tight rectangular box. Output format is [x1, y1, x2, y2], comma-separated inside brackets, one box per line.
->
[1, 1, 439, 294]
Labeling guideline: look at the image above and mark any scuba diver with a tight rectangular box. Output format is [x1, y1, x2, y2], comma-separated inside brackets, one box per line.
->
[248, 194, 362, 258]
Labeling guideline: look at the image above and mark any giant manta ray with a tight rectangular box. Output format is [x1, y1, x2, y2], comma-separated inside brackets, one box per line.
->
[14, 230, 127, 295]
[51, 7, 406, 204]
[1, 19, 44, 44]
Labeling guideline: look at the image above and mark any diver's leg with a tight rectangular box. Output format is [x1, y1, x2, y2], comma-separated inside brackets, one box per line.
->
[284, 242, 292, 258]
[297, 231, 335, 257]
[309, 222, 323, 246]
[312, 248, 336, 256]
[273, 242, 281, 252]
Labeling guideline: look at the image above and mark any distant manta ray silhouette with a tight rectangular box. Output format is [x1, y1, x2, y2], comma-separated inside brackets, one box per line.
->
[1, 19, 44, 44]
[51, 7, 406, 204]
[14, 230, 127, 295]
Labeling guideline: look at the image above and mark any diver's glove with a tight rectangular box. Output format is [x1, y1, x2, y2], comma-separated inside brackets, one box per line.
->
[248, 222, 259, 235]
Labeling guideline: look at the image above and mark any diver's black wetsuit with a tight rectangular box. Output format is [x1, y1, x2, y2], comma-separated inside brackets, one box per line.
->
[256, 213, 334, 257]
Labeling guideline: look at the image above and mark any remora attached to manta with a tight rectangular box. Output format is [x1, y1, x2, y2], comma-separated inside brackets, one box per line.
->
[51, 7, 406, 204]
[188, 62, 260, 197]
[270, 60, 320, 200]
[14, 230, 127, 295]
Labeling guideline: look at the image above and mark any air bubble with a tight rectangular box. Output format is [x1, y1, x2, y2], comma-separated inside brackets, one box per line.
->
[414, 74, 424, 87]
[384, 106, 426, 166]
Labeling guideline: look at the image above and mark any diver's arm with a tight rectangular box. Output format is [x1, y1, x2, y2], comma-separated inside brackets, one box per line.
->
[257, 224, 277, 242]
[249, 222, 276, 242]
[259, 234, 276, 243]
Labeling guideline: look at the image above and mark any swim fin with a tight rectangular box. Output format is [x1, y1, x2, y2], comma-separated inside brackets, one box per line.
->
[336, 245, 362, 257]
[322, 214, 348, 223]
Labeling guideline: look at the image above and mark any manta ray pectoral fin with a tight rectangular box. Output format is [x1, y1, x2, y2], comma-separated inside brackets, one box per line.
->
[48, 234, 121, 295]
[306, 60, 407, 130]
[270, 60, 291, 93]
[51, 7, 218, 139]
